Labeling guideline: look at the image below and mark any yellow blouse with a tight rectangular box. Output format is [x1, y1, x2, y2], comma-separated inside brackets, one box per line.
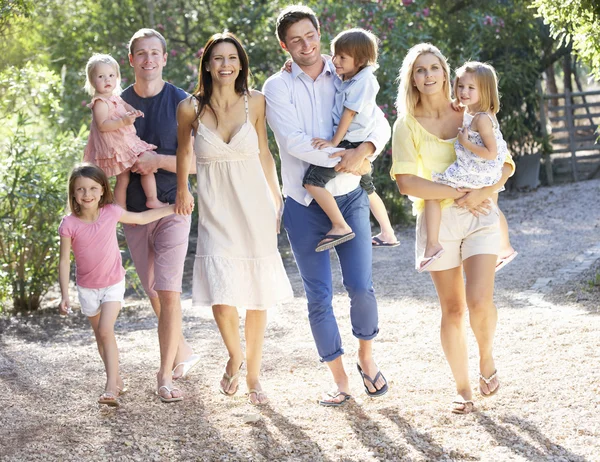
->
[390, 112, 515, 215]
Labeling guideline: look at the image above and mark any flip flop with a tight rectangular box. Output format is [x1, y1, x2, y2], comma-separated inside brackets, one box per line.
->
[220, 362, 243, 396]
[417, 249, 445, 273]
[318, 391, 352, 407]
[98, 391, 120, 407]
[479, 370, 500, 397]
[495, 251, 518, 272]
[247, 389, 269, 406]
[356, 363, 388, 397]
[372, 236, 400, 248]
[451, 397, 475, 414]
[156, 385, 183, 403]
[315, 232, 356, 252]
[172, 353, 201, 380]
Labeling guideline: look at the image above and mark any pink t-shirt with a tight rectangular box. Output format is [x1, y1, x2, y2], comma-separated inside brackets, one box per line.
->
[58, 204, 126, 289]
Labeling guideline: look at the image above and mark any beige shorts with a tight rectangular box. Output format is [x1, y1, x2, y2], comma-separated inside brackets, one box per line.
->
[77, 279, 126, 317]
[416, 204, 500, 272]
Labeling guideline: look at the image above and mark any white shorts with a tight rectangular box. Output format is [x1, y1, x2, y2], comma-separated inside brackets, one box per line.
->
[416, 204, 500, 271]
[77, 279, 126, 317]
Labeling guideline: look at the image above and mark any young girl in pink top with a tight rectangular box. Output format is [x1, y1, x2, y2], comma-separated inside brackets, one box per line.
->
[59, 163, 176, 407]
[83, 54, 166, 209]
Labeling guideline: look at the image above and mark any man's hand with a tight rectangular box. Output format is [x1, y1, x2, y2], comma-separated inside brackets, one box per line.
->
[131, 151, 160, 175]
[331, 143, 373, 174]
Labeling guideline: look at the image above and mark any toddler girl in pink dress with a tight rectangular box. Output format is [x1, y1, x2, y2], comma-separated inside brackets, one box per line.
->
[83, 54, 166, 208]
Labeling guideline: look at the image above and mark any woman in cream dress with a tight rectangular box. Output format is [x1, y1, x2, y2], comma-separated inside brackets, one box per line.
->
[175, 32, 293, 405]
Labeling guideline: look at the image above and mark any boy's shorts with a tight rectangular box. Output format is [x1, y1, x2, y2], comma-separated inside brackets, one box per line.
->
[77, 279, 126, 317]
[303, 140, 376, 195]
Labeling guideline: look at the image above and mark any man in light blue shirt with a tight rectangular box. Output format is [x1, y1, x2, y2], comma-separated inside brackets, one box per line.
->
[263, 5, 391, 406]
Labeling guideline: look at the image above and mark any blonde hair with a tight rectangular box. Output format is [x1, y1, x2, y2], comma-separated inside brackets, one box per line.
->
[84, 54, 122, 97]
[454, 61, 500, 114]
[67, 163, 113, 216]
[331, 28, 379, 70]
[395, 43, 451, 116]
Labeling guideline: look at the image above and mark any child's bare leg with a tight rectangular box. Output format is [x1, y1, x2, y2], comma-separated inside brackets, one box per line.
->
[141, 170, 168, 209]
[492, 193, 515, 258]
[305, 184, 352, 237]
[114, 171, 129, 209]
[424, 199, 444, 259]
[88, 301, 123, 395]
[368, 191, 398, 244]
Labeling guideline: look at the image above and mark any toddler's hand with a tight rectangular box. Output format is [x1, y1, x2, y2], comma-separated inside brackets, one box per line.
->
[122, 111, 140, 125]
[281, 59, 293, 73]
[311, 138, 335, 149]
[451, 99, 464, 112]
[457, 126, 468, 145]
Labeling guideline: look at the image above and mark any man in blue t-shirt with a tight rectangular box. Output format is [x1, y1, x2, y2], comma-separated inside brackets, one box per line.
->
[121, 28, 198, 403]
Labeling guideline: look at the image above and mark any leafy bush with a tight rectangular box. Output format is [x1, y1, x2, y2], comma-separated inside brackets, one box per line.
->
[0, 65, 83, 312]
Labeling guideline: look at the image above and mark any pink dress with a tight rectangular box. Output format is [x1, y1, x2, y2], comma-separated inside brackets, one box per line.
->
[83, 95, 156, 177]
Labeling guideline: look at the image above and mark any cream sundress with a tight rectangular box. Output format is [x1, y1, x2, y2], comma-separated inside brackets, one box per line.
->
[192, 94, 293, 309]
[432, 112, 508, 189]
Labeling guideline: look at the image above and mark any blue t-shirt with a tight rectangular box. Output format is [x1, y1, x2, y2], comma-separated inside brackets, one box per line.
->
[332, 65, 379, 143]
[121, 82, 188, 212]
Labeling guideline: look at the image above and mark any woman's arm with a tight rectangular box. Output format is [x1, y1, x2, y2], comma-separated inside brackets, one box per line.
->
[58, 236, 72, 314]
[174, 97, 198, 215]
[454, 162, 513, 213]
[119, 205, 175, 225]
[253, 91, 284, 233]
[395, 174, 465, 201]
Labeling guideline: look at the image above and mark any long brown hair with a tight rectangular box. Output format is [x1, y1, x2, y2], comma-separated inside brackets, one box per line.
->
[67, 163, 113, 216]
[193, 31, 250, 126]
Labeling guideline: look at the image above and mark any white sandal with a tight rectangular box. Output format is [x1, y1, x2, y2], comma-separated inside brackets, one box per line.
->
[220, 362, 243, 396]
[479, 370, 500, 397]
[172, 353, 201, 380]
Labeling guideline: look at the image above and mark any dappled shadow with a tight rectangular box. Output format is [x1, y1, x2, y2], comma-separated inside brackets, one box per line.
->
[379, 407, 479, 461]
[477, 413, 587, 462]
[344, 402, 412, 460]
[261, 406, 334, 461]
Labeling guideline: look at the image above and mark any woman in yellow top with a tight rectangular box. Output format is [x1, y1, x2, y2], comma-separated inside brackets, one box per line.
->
[391, 43, 515, 414]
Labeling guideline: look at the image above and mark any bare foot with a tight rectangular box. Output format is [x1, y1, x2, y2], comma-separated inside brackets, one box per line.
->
[479, 358, 500, 397]
[220, 358, 243, 396]
[157, 372, 183, 402]
[357, 357, 387, 395]
[247, 381, 269, 405]
[146, 198, 170, 209]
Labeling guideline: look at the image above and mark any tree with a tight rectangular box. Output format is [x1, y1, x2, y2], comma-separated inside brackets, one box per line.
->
[532, 0, 600, 80]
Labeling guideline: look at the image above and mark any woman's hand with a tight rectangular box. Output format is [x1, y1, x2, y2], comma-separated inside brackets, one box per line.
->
[275, 199, 284, 234]
[281, 59, 293, 73]
[175, 189, 195, 215]
[455, 187, 493, 216]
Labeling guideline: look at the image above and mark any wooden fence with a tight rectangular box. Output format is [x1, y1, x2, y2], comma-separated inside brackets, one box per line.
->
[539, 86, 600, 184]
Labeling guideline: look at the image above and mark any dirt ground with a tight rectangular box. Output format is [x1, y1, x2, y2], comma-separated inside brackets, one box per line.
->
[1, 179, 599, 462]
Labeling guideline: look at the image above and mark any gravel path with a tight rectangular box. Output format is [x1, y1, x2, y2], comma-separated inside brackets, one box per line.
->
[1, 179, 599, 461]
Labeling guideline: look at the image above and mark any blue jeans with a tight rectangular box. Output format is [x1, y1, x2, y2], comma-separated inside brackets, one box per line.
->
[283, 187, 379, 362]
